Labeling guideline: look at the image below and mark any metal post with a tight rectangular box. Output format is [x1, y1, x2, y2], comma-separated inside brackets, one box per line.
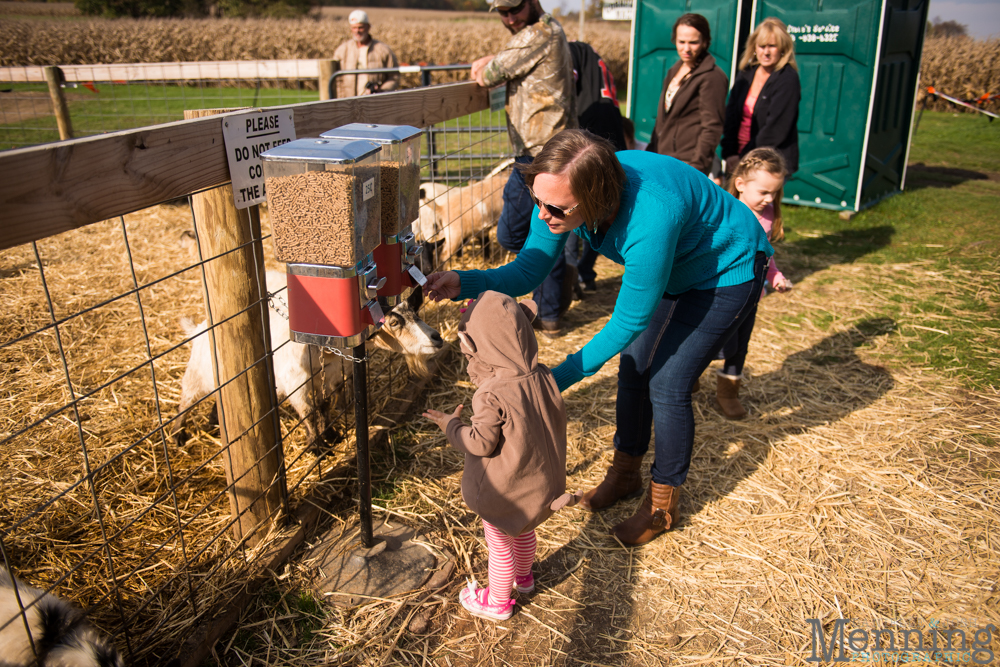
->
[427, 127, 438, 182]
[353, 341, 373, 548]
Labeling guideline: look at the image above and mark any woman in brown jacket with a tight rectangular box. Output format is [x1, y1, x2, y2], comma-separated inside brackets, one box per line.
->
[646, 13, 729, 175]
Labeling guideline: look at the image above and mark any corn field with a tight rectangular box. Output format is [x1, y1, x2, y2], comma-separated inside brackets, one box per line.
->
[918, 36, 1000, 113]
[0, 14, 632, 89]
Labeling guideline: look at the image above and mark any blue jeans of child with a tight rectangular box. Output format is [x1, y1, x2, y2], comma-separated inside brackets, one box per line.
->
[496, 155, 566, 322]
[613, 252, 767, 487]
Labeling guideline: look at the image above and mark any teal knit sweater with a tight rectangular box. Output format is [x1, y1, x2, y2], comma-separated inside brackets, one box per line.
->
[455, 151, 774, 391]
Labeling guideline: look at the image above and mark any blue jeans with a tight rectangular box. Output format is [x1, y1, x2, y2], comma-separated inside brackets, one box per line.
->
[613, 252, 767, 487]
[497, 155, 566, 322]
[565, 235, 598, 285]
[718, 301, 757, 377]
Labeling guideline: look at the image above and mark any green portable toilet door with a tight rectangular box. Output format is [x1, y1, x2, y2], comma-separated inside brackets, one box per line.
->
[756, 0, 882, 210]
[863, 0, 928, 208]
[628, 0, 747, 144]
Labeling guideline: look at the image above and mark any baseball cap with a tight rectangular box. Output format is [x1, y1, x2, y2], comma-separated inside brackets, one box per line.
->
[490, 0, 524, 9]
[348, 9, 369, 25]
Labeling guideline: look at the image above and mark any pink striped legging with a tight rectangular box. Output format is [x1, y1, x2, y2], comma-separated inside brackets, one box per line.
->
[483, 520, 537, 606]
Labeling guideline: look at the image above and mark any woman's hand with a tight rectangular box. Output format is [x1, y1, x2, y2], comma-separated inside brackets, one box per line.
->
[423, 405, 463, 433]
[424, 271, 461, 302]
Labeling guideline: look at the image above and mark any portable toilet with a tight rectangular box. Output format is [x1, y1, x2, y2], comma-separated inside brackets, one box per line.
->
[627, 0, 751, 145]
[749, 0, 930, 211]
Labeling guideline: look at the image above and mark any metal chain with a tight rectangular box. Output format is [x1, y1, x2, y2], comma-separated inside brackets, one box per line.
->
[324, 345, 368, 364]
[268, 291, 289, 321]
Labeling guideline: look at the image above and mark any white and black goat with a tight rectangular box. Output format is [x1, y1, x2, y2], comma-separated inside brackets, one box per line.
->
[0, 567, 122, 667]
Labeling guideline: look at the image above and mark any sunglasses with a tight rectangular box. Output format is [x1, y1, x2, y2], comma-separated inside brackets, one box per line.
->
[497, 0, 528, 17]
[528, 187, 580, 220]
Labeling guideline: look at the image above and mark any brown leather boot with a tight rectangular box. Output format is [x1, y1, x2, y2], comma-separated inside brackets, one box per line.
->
[715, 372, 747, 420]
[579, 450, 644, 511]
[611, 482, 680, 546]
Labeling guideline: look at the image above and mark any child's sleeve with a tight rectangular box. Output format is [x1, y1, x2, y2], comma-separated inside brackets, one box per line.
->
[766, 257, 783, 285]
[445, 390, 505, 457]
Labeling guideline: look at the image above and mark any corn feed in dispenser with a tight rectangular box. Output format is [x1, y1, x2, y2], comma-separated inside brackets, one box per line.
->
[321, 124, 425, 305]
[261, 138, 388, 348]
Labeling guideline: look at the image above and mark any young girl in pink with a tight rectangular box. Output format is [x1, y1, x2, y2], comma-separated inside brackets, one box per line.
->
[423, 291, 571, 621]
[715, 147, 794, 419]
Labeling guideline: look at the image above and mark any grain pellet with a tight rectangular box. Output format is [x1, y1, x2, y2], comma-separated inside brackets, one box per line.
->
[268, 171, 364, 267]
[379, 161, 422, 236]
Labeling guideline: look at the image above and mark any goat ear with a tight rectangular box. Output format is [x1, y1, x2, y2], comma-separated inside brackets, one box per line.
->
[457, 331, 476, 354]
[518, 299, 538, 324]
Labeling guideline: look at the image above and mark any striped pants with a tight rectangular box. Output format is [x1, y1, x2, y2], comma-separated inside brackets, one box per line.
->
[483, 520, 537, 606]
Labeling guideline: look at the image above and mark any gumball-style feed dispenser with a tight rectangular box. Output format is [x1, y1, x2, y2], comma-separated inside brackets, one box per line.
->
[261, 138, 387, 348]
[320, 124, 425, 305]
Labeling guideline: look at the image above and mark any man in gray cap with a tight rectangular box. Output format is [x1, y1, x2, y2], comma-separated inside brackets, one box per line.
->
[332, 9, 400, 98]
[470, 0, 577, 336]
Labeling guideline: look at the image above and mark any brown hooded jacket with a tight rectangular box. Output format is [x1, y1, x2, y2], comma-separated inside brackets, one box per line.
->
[445, 291, 568, 537]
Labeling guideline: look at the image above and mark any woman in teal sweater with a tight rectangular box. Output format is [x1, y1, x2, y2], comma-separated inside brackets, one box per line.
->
[424, 130, 773, 546]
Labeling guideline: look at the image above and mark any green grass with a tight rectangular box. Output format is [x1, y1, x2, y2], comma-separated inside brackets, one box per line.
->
[777, 111, 1000, 391]
[0, 81, 319, 148]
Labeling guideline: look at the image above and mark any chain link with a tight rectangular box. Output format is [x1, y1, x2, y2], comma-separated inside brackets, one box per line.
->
[324, 345, 368, 364]
[268, 291, 289, 321]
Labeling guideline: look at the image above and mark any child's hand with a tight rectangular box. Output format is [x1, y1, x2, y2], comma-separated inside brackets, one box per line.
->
[772, 275, 793, 292]
[423, 405, 463, 433]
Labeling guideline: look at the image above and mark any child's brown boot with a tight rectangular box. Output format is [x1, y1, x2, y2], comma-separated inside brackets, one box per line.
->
[715, 372, 747, 420]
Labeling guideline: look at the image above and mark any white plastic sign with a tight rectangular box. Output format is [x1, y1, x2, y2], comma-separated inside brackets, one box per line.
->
[222, 110, 297, 209]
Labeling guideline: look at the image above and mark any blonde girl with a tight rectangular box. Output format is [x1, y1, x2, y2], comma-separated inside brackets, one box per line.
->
[714, 147, 793, 419]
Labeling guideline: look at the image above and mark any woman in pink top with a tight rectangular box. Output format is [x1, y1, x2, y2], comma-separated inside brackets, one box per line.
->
[721, 18, 801, 176]
[713, 148, 793, 419]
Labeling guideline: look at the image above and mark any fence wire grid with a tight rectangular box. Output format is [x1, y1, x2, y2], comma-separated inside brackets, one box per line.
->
[0, 88, 511, 665]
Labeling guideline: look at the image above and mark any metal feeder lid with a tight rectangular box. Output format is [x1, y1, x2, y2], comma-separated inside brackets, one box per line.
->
[260, 137, 382, 164]
[321, 124, 422, 145]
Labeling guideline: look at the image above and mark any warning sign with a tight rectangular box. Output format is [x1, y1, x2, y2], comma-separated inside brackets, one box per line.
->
[222, 110, 297, 209]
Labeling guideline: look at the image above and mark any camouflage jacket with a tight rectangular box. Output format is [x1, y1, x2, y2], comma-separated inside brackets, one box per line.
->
[481, 14, 577, 157]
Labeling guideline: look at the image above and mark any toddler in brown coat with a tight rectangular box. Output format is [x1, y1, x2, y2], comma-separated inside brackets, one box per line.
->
[424, 290, 571, 621]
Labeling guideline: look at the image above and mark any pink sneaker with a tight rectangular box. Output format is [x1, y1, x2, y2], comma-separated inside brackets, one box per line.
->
[459, 582, 515, 621]
[514, 574, 535, 594]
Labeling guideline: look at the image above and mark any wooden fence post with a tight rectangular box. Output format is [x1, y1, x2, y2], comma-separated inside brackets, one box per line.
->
[184, 107, 285, 548]
[43, 66, 73, 140]
[318, 59, 335, 100]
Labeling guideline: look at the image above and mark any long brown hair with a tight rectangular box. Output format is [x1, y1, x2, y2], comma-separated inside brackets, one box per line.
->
[725, 147, 787, 241]
[519, 129, 626, 229]
[737, 17, 798, 72]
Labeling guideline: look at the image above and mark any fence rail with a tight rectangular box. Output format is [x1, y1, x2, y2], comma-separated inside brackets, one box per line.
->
[0, 82, 490, 250]
[1, 59, 324, 83]
[0, 80, 512, 666]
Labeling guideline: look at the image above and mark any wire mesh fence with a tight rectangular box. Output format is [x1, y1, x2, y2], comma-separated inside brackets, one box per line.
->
[0, 87, 510, 665]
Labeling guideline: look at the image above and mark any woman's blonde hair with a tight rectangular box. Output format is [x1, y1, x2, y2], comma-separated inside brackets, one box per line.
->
[737, 17, 798, 72]
[519, 129, 626, 228]
[726, 147, 787, 242]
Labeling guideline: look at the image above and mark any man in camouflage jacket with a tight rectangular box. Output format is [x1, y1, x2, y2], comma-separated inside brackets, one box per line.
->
[470, 0, 577, 335]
